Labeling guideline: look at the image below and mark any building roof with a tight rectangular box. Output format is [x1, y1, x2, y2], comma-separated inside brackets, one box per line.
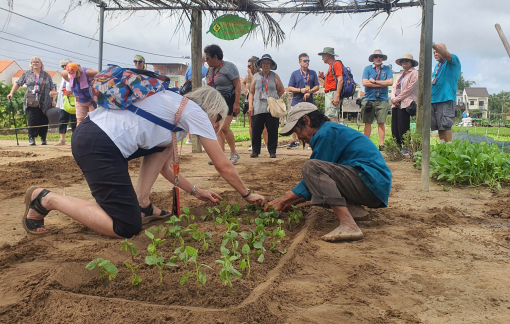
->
[0, 60, 15, 73]
[13, 70, 58, 78]
[465, 87, 489, 97]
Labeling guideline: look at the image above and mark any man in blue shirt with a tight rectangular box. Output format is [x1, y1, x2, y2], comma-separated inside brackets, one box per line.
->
[361, 50, 393, 151]
[266, 102, 392, 242]
[287, 53, 320, 149]
[431, 43, 461, 143]
[184, 53, 208, 82]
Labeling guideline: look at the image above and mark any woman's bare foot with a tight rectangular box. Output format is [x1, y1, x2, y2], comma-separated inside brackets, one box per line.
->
[321, 224, 363, 242]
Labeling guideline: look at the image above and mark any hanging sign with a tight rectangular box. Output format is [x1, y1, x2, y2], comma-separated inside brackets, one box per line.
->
[207, 14, 259, 41]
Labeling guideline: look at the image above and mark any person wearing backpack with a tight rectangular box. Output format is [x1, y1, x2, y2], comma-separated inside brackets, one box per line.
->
[21, 85, 267, 238]
[318, 47, 343, 123]
[60, 63, 98, 126]
[361, 50, 394, 151]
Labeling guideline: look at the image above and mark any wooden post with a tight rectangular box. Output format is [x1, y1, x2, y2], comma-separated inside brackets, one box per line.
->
[420, 0, 434, 191]
[415, 5, 426, 132]
[191, 8, 203, 153]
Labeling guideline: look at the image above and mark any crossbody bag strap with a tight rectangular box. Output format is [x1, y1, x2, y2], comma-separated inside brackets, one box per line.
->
[172, 97, 189, 185]
[126, 104, 184, 132]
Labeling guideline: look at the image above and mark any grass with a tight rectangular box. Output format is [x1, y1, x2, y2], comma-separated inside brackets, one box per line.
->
[452, 125, 510, 141]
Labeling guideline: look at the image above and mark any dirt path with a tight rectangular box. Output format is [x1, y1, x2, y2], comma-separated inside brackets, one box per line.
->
[0, 141, 509, 323]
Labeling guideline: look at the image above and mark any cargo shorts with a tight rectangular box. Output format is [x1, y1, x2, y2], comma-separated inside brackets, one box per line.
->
[431, 100, 455, 131]
[324, 91, 343, 119]
[361, 99, 390, 124]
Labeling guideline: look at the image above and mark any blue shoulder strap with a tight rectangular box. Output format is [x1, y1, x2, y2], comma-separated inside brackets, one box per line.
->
[126, 104, 183, 132]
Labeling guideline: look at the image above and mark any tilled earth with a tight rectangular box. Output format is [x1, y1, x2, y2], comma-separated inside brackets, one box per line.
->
[0, 142, 509, 323]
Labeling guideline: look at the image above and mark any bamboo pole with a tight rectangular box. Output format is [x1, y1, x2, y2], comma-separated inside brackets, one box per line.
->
[191, 9, 203, 153]
[420, 0, 434, 192]
[495, 24, 510, 58]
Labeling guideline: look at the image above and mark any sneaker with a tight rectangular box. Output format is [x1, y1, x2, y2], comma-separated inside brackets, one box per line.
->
[287, 142, 298, 150]
[185, 139, 192, 145]
[250, 153, 259, 158]
[270, 153, 277, 158]
[230, 152, 240, 164]
[401, 147, 409, 156]
[307, 146, 312, 150]
[28, 137, 35, 146]
[41, 138, 47, 145]
[248, 146, 252, 151]
[379, 145, 385, 151]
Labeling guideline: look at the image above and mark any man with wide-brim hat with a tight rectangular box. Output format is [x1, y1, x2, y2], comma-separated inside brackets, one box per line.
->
[318, 47, 344, 123]
[361, 49, 393, 151]
[265, 102, 392, 242]
[390, 54, 419, 154]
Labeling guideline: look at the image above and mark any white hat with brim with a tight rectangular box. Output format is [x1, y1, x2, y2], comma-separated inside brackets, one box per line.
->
[257, 54, 277, 70]
[280, 102, 318, 136]
[368, 49, 388, 62]
[395, 53, 419, 67]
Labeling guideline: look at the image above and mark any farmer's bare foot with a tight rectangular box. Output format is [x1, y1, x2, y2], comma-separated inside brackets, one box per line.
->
[27, 188, 50, 221]
[321, 224, 363, 242]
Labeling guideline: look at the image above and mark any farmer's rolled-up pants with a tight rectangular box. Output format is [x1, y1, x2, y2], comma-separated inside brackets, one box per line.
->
[302, 160, 383, 208]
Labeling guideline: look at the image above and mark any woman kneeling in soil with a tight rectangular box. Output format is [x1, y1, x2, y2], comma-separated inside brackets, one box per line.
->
[22, 86, 266, 238]
[266, 103, 392, 242]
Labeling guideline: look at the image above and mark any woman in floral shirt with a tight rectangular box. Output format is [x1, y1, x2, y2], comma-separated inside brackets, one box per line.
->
[7, 57, 56, 145]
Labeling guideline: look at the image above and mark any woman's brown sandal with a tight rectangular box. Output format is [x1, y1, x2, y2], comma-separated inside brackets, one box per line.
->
[22, 187, 51, 234]
[141, 203, 170, 224]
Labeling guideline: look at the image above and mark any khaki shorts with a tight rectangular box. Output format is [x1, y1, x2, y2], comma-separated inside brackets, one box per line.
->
[431, 100, 455, 131]
[324, 91, 343, 119]
[361, 99, 390, 124]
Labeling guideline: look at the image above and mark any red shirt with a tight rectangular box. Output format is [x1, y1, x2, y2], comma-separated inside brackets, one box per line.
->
[324, 61, 343, 91]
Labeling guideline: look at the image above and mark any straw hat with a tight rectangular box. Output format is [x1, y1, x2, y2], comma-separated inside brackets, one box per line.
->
[395, 53, 419, 67]
[368, 49, 388, 62]
[257, 54, 277, 70]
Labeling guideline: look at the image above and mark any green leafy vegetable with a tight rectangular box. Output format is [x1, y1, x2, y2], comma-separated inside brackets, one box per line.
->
[86, 258, 118, 281]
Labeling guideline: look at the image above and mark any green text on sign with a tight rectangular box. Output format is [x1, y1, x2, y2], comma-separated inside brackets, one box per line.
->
[208, 14, 259, 41]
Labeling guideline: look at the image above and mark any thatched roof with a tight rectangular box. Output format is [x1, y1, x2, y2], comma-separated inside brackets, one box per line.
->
[85, 0, 423, 46]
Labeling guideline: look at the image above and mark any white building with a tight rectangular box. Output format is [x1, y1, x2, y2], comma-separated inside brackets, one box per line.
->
[463, 87, 489, 118]
[0, 60, 22, 86]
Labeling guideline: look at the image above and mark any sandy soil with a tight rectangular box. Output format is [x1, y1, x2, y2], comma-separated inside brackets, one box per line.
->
[1, 139, 510, 323]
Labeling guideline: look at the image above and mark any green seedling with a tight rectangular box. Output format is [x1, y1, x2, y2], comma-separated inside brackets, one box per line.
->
[86, 258, 118, 281]
[164, 216, 183, 244]
[124, 262, 142, 286]
[201, 232, 215, 254]
[220, 200, 226, 207]
[288, 205, 303, 229]
[222, 228, 240, 257]
[239, 244, 251, 275]
[183, 224, 202, 242]
[120, 239, 137, 261]
[180, 206, 195, 224]
[272, 219, 286, 240]
[215, 216, 224, 229]
[215, 249, 243, 289]
[145, 230, 165, 257]
[240, 228, 265, 249]
[149, 225, 166, 238]
[232, 202, 241, 215]
[245, 203, 264, 213]
[145, 254, 178, 284]
[179, 246, 213, 291]
[269, 240, 287, 255]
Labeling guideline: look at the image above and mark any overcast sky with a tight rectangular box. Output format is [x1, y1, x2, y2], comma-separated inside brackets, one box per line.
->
[1, 0, 509, 94]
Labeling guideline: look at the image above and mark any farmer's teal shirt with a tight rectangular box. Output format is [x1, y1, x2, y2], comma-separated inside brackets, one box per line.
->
[431, 54, 461, 103]
[292, 122, 392, 207]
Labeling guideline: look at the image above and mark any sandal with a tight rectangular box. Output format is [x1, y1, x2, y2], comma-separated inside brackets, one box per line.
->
[22, 187, 51, 234]
[141, 203, 170, 224]
[54, 141, 66, 146]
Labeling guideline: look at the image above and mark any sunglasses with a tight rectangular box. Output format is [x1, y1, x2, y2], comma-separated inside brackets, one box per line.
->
[61, 65, 67, 69]
[302, 59, 310, 63]
[247, 65, 252, 68]
[215, 114, 223, 123]
[373, 55, 384, 59]
[133, 60, 144, 63]
[400, 59, 411, 63]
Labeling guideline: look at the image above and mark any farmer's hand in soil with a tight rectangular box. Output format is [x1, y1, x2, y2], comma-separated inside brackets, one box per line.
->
[266, 191, 305, 212]
[193, 188, 222, 205]
[244, 192, 266, 206]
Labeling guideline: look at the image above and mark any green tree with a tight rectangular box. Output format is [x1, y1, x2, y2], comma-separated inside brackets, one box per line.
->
[488, 91, 510, 119]
[0, 81, 26, 128]
[457, 72, 476, 91]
